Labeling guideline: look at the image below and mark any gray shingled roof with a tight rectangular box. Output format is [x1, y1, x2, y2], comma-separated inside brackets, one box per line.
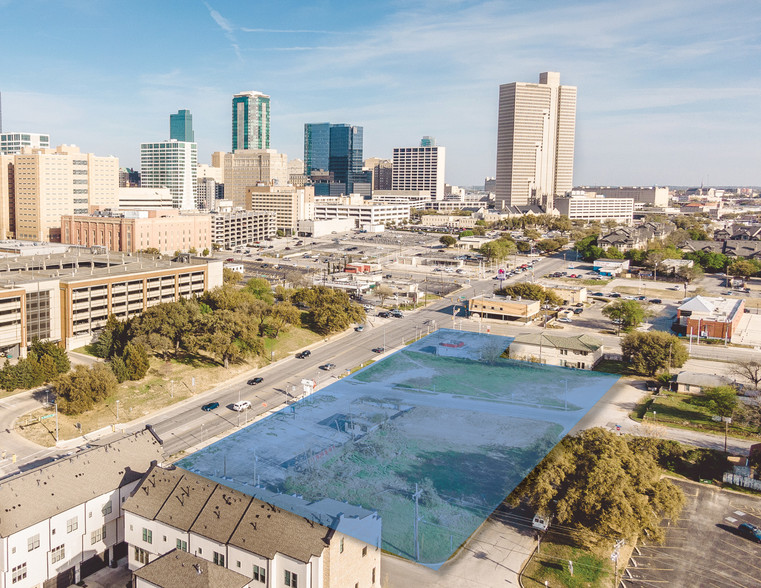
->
[512, 332, 603, 353]
[132, 549, 250, 588]
[0, 430, 163, 538]
[125, 466, 332, 563]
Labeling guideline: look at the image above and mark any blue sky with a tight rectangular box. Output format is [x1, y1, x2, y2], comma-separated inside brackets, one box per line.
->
[1, 0, 759, 186]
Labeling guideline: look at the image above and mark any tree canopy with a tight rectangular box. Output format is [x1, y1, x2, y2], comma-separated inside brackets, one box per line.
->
[621, 331, 688, 376]
[602, 300, 646, 333]
[497, 283, 562, 306]
[439, 235, 457, 247]
[510, 428, 684, 548]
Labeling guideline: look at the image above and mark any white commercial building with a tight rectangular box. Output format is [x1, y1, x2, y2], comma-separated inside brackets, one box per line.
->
[392, 144, 446, 201]
[140, 140, 197, 210]
[297, 217, 356, 237]
[0, 132, 50, 154]
[576, 186, 669, 209]
[496, 72, 576, 210]
[118, 187, 173, 209]
[314, 197, 410, 227]
[554, 192, 634, 225]
[371, 190, 430, 208]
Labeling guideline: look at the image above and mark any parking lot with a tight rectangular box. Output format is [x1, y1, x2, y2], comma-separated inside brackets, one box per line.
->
[624, 479, 761, 587]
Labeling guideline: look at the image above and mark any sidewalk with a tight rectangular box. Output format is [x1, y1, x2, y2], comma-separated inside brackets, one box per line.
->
[73, 559, 131, 588]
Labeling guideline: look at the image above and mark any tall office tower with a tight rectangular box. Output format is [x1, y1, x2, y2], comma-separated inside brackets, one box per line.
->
[0, 154, 13, 238]
[13, 145, 119, 241]
[223, 149, 288, 209]
[495, 72, 576, 210]
[232, 91, 270, 152]
[170, 109, 194, 142]
[420, 136, 436, 147]
[304, 123, 331, 175]
[392, 141, 446, 201]
[140, 140, 197, 210]
[0, 132, 50, 154]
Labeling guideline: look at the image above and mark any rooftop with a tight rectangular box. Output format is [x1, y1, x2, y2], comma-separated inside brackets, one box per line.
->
[0, 429, 163, 538]
[132, 549, 250, 588]
[678, 295, 744, 321]
[512, 332, 603, 353]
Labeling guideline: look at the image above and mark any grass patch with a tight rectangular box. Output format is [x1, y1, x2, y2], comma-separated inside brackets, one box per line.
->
[71, 345, 98, 357]
[593, 359, 638, 376]
[522, 536, 614, 588]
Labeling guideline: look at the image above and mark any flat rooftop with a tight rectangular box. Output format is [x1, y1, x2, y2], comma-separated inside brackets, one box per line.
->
[178, 330, 619, 567]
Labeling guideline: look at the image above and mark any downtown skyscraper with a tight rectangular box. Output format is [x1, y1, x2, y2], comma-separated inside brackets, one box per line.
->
[232, 91, 270, 152]
[169, 109, 194, 142]
[304, 123, 365, 194]
[495, 72, 576, 210]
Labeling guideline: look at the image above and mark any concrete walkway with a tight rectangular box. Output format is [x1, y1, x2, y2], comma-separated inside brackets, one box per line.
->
[72, 559, 131, 588]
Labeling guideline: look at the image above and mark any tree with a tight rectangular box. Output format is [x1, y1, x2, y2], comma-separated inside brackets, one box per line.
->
[110, 356, 130, 383]
[439, 235, 457, 247]
[498, 283, 562, 306]
[480, 238, 517, 261]
[276, 229, 285, 237]
[605, 246, 625, 260]
[29, 339, 70, 375]
[202, 248, 210, 257]
[244, 277, 275, 305]
[510, 428, 684, 548]
[516, 240, 531, 253]
[188, 247, 198, 255]
[602, 300, 646, 333]
[223, 268, 243, 284]
[141, 247, 161, 257]
[212, 242, 221, 251]
[300, 286, 365, 335]
[621, 331, 688, 376]
[268, 302, 301, 338]
[374, 284, 394, 306]
[123, 342, 150, 380]
[55, 363, 118, 415]
[702, 386, 740, 453]
[731, 359, 761, 389]
[728, 259, 760, 285]
[677, 264, 704, 283]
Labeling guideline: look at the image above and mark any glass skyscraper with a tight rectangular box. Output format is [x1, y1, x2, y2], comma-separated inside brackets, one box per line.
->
[169, 109, 194, 142]
[303, 122, 363, 194]
[232, 91, 270, 152]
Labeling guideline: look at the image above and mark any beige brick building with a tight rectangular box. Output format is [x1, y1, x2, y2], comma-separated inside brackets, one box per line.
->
[247, 184, 315, 235]
[60, 209, 212, 255]
[224, 149, 289, 209]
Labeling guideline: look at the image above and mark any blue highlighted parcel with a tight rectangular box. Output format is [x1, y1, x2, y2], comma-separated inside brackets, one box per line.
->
[177, 330, 619, 567]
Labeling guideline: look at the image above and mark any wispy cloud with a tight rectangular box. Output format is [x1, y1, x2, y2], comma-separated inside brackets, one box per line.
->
[204, 2, 242, 61]
[240, 28, 353, 35]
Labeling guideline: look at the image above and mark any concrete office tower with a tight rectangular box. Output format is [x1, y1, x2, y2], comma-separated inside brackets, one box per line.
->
[223, 149, 288, 209]
[169, 109, 194, 142]
[364, 158, 393, 191]
[13, 145, 119, 241]
[246, 184, 315, 236]
[0, 132, 50, 154]
[496, 72, 576, 210]
[392, 142, 446, 201]
[140, 140, 197, 210]
[232, 91, 270, 151]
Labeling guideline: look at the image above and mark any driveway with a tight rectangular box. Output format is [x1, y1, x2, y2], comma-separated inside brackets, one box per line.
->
[624, 479, 761, 587]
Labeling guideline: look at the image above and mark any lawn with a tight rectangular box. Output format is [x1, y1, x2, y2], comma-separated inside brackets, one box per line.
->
[15, 326, 324, 446]
[522, 537, 616, 588]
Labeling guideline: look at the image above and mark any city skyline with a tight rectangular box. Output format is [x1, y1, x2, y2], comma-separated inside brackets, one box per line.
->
[0, 0, 759, 187]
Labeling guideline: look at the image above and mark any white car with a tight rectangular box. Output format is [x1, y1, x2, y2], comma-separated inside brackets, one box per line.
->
[232, 400, 252, 412]
[558, 317, 572, 323]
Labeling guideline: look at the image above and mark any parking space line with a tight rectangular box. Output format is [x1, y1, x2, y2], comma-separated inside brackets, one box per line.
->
[725, 516, 738, 523]
[733, 510, 746, 517]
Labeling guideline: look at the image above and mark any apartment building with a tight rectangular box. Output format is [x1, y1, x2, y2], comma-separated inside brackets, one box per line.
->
[392, 142, 445, 201]
[223, 150, 288, 209]
[0, 251, 223, 354]
[509, 333, 603, 369]
[12, 145, 119, 242]
[246, 185, 314, 235]
[60, 208, 213, 254]
[140, 140, 197, 211]
[211, 210, 276, 249]
[124, 465, 380, 588]
[554, 192, 634, 225]
[0, 430, 163, 588]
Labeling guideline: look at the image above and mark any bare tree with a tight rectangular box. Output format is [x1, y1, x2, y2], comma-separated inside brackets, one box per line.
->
[731, 359, 761, 389]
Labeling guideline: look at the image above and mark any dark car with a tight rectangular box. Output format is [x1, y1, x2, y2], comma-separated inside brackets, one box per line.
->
[296, 350, 311, 359]
[378, 311, 390, 318]
[247, 377, 263, 385]
[609, 292, 621, 298]
[372, 347, 385, 353]
[738, 523, 761, 543]
[226, 258, 235, 262]
[573, 307, 584, 314]
[650, 298, 662, 304]
[320, 363, 337, 371]
[591, 292, 605, 297]
[201, 402, 220, 411]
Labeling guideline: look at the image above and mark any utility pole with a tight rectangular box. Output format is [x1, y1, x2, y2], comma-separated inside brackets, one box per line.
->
[413, 483, 423, 561]
[55, 401, 59, 444]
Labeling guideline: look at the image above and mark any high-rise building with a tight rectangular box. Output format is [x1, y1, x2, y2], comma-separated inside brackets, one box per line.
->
[169, 109, 194, 142]
[495, 72, 576, 210]
[223, 149, 288, 209]
[0, 132, 50, 155]
[232, 91, 270, 152]
[140, 140, 197, 210]
[392, 141, 446, 201]
[246, 184, 315, 235]
[420, 136, 436, 147]
[13, 145, 119, 241]
[119, 167, 140, 187]
[0, 154, 13, 239]
[304, 123, 364, 194]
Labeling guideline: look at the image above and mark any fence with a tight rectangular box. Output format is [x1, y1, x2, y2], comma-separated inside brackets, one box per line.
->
[723, 472, 761, 491]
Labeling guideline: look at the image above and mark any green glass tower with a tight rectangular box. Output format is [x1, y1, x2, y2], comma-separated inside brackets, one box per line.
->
[232, 91, 270, 151]
[170, 109, 194, 142]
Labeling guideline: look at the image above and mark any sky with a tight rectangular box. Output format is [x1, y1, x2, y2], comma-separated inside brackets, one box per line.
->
[1, 0, 759, 187]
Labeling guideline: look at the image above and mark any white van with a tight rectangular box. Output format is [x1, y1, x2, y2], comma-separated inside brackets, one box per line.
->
[232, 400, 252, 412]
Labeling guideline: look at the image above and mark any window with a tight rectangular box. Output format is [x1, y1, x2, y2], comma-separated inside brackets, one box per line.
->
[253, 564, 266, 582]
[340, 537, 344, 553]
[362, 546, 368, 557]
[91, 526, 106, 545]
[51, 544, 65, 563]
[198, 547, 202, 555]
[176, 539, 187, 552]
[102, 501, 113, 516]
[213, 552, 225, 566]
[134, 546, 149, 565]
[26, 532, 39, 553]
[372, 567, 376, 583]
[67, 517, 78, 533]
[142, 528, 152, 544]
[11, 563, 26, 584]
[285, 570, 298, 587]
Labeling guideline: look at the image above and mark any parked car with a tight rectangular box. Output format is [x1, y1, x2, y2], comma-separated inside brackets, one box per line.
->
[738, 522, 761, 543]
[296, 350, 311, 359]
[609, 293, 621, 298]
[573, 308, 584, 314]
[201, 402, 220, 411]
[378, 311, 390, 318]
[390, 311, 404, 318]
[247, 377, 264, 385]
[320, 363, 337, 371]
[650, 298, 662, 304]
[558, 317, 572, 323]
[355, 325, 365, 332]
[591, 292, 605, 297]
[232, 400, 252, 412]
